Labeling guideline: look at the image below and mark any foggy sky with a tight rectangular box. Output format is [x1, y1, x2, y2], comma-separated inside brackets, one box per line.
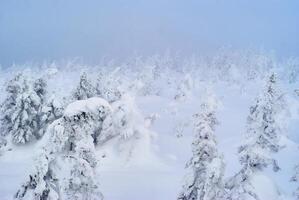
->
[0, 0, 298, 66]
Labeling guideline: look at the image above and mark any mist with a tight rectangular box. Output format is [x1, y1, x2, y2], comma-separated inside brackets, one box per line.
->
[0, 0, 298, 66]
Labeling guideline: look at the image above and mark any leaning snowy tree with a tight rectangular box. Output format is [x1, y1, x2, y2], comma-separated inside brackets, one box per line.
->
[72, 72, 96, 100]
[178, 100, 225, 200]
[42, 94, 64, 127]
[0, 73, 48, 144]
[226, 73, 286, 200]
[97, 93, 154, 163]
[15, 97, 111, 200]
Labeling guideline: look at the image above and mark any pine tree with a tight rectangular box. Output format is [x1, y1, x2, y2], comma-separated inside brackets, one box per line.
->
[226, 73, 285, 200]
[72, 72, 96, 100]
[178, 102, 225, 200]
[15, 98, 108, 200]
[0, 74, 47, 144]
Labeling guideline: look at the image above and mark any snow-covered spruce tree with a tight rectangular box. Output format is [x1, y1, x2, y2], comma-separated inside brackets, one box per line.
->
[72, 72, 96, 100]
[15, 97, 111, 200]
[226, 73, 285, 200]
[178, 102, 225, 200]
[291, 164, 299, 199]
[33, 77, 48, 138]
[174, 74, 194, 102]
[96, 69, 122, 103]
[0, 73, 47, 144]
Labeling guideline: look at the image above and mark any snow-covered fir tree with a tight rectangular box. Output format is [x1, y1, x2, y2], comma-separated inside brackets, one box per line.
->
[291, 164, 299, 200]
[178, 101, 225, 200]
[174, 74, 193, 102]
[0, 73, 48, 144]
[33, 77, 48, 139]
[226, 73, 285, 200]
[285, 57, 299, 83]
[15, 97, 111, 200]
[96, 69, 122, 103]
[72, 72, 96, 100]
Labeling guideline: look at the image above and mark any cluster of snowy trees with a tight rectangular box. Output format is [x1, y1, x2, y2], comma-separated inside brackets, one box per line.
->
[0, 69, 156, 200]
[0, 58, 298, 200]
[0, 73, 61, 145]
[177, 73, 296, 200]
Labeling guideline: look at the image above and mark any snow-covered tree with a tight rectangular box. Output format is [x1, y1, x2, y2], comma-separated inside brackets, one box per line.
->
[0, 136, 7, 156]
[15, 97, 110, 200]
[285, 57, 299, 83]
[178, 101, 225, 200]
[98, 94, 154, 163]
[72, 72, 96, 100]
[96, 68, 122, 103]
[42, 94, 64, 125]
[33, 77, 48, 139]
[226, 73, 285, 200]
[291, 164, 299, 199]
[0, 73, 47, 144]
[174, 74, 194, 101]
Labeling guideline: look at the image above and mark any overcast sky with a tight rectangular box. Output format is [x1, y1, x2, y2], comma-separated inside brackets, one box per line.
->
[0, 0, 298, 66]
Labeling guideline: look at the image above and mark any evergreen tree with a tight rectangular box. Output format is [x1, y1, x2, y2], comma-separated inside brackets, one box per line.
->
[178, 102, 225, 200]
[226, 73, 285, 200]
[0, 74, 47, 144]
[96, 69, 122, 103]
[15, 98, 109, 200]
[33, 77, 48, 139]
[174, 74, 193, 102]
[72, 72, 96, 100]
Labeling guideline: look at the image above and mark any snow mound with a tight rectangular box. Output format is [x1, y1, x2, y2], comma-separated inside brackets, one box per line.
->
[252, 172, 281, 200]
